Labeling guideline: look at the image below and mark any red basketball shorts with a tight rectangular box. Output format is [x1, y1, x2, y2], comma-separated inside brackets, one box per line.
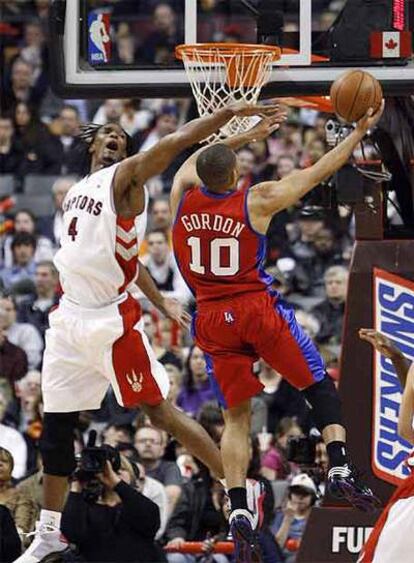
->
[193, 291, 326, 409]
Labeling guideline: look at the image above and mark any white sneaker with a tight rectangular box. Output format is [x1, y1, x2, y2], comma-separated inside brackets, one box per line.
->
[14, 522, 69, 563]
[246, 478, 265, 531]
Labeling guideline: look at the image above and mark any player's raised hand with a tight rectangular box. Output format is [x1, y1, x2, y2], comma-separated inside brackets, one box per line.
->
[247, 112, 287, 142]
[228, 99, 281, 118]
[358, 328, 402, 359]
[355, 100, 385, 134]
[161, 297, 192, 330]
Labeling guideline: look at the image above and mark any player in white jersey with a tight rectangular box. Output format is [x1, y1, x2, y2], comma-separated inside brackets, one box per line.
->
[17, 102, 281, 563]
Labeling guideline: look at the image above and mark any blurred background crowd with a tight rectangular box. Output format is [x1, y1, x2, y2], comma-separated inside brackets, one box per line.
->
[0, 1, 358, 562]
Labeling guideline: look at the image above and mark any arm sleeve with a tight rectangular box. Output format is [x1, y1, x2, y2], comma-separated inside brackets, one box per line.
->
[20, 325, 43, 370]
[113, 481, 160, 539]
[165, 486, 189, 541]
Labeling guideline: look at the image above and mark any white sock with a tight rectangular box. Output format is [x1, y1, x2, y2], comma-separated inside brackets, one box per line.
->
[39, 509, 62, 529]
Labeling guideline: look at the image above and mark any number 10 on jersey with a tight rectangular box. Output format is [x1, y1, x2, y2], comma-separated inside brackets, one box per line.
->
[188, 236, 240, 276]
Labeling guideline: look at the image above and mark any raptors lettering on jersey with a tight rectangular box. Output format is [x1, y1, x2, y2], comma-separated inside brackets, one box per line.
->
[173, 186, 273, 303]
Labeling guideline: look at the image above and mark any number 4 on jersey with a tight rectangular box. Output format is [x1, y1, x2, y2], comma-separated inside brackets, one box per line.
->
[68, 217, 79, 241]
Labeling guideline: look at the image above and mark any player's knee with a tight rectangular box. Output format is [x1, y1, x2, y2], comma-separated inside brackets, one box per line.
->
[302, 376, 342, 431]
[143, 400, 174, 430]
[40, 412, 78, 476]
[223, 401, 251, 430]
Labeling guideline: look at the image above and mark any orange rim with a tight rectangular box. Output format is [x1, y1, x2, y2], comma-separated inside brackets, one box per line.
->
[175, 42, 281, 62]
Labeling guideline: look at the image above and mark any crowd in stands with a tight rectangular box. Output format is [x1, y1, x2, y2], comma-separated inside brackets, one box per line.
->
[0, 1, 357, 561]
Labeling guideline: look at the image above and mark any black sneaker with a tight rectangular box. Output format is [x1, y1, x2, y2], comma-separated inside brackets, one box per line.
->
[328, 464, 381, 511]
[229, 511, 261, 563]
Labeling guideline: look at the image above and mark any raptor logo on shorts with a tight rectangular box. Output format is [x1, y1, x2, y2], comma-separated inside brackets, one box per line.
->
[126, 371, 143, 393]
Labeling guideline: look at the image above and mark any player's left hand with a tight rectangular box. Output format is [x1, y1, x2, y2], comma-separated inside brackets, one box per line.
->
[248, 111, 288, 142]
[161, 297, 192, 330]
[358, 328, 402, 359]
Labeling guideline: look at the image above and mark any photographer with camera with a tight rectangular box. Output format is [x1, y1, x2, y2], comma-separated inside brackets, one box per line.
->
[61, 436, 161, 562]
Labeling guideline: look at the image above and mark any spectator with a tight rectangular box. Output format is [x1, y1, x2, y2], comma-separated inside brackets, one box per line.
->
[1, 58, 47, 114]
[3, 209, 54, 269]
[141, 229, 191, 305]
[142, 311, 182, 368]
[135, 461, 169, 540]
[52, 105, 84, 176]
[103, 423, 135, 448]
[308, 227, 345, 297]
[12, 101, 60, 176]
[166, 363, 184, 408]
[0, 447, 38, 536]
[236, 147, 257, 191]
[311, 265, 349, 346]
[0, 294, 43, 370]
[61, 455, 162, 562]
[176, 346, 216, 418]
[37, 176, 77, 247]
[120, 99, 153, 137]
[140, 198, 173, 257]
[17, 261, 59, 339]
[141, 3, 184, 65]
[272, 473, 317, 562]
[0, 233, 37, 291]
[0, 308, 28, 389]
[165, 467, 229, 563]
[257, 361, 310, 434]
[0, 115, 23, 176]
[134, 425, 183, 515]
[0, 391, 28, 479]
[260, 417, 304, 481]
[92, 99, 124, 125]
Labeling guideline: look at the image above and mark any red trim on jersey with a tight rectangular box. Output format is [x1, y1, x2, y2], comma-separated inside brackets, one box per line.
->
[112, 295, 164, 407]
[115, 216, 138, 294]
[360, 469, 414, 562]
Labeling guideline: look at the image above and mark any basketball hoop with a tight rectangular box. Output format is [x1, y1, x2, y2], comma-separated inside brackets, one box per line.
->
[176, 43, 281, 142]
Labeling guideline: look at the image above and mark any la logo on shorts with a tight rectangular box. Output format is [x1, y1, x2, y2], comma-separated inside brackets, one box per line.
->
[126, 371, 144, 393]
[224, 311, 235, 324]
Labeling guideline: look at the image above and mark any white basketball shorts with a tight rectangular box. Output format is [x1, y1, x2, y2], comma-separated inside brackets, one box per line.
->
[42, 294, 170, 413]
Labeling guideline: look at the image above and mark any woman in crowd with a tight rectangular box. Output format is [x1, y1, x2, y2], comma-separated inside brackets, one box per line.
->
[176, 346, 216, 418]
[0, 447, 38, 538]
[260, 417, 304, 481]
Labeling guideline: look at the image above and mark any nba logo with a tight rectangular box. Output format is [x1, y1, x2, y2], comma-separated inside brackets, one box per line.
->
[88, 12, 111, 64]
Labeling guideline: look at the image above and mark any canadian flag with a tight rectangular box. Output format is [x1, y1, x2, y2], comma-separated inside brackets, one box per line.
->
[370, 31, 412, 59]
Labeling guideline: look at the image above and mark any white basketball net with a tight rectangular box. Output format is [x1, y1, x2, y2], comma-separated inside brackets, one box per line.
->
[178, 44, 280, 143]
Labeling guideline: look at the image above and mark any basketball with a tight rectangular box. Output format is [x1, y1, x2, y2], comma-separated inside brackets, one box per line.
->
[330, 70, 383, 123]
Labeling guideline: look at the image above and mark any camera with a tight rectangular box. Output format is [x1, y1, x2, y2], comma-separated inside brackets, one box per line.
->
[74, 432, 121, 503]
[287, 436, 316, 466]
[78, 431, 121, 479]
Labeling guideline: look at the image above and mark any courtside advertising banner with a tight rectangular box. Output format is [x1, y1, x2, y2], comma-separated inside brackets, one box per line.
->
[372, 268, 414, 485]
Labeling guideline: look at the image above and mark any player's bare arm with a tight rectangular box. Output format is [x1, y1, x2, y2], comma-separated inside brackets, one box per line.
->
[113, 102, 281, 219]
[398, 363, 414, 443]
[247, 101, 385, 234]
[136, 260, 191, 330]
[359, 328, 411, 387]
[170, 111, 287, 217]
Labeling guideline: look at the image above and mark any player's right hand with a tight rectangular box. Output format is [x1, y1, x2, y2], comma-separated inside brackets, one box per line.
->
[161, 297, 192, 330]
[358, 328, 402, 359]
[228, 99, 281, 118]
[355, 100, 385, 133]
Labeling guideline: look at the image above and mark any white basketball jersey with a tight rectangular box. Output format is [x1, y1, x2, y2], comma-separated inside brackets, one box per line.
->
[54, 163, 148, 307]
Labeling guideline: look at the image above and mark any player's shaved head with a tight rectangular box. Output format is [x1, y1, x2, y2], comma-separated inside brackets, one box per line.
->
[196, 144, 237, 192]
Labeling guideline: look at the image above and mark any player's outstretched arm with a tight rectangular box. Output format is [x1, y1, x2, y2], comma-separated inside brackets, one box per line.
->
[247, 101, 384, 234]
[114, 102, 280, 217]
[398, 364, 414, 444]
[136, 260, 191, 330]
[359, 328, 411, 387]
[170, 112, 286, 217]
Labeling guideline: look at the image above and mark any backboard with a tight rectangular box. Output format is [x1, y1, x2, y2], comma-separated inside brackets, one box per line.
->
[49, 0, 413, 99]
